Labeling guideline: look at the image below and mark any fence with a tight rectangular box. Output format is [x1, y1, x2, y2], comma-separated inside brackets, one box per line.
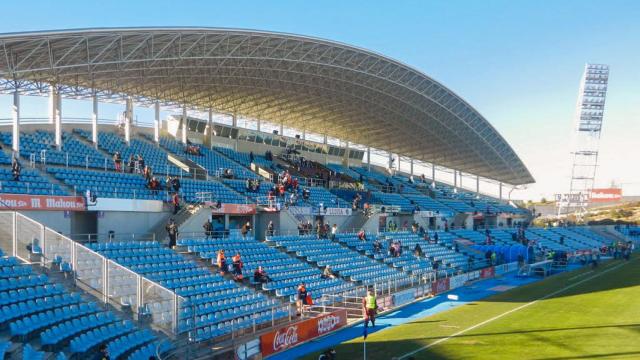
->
[0, 211, 183, 336]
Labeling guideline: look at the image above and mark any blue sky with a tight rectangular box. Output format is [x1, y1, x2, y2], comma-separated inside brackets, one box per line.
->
[0, 0, 638, 200]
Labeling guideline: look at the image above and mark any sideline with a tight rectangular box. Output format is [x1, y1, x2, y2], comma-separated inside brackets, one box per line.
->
[270, 266, 551, 360]
[397, 259, 632, 359]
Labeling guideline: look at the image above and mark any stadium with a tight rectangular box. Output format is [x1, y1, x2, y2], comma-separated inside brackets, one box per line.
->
[0, 25, 636, 360]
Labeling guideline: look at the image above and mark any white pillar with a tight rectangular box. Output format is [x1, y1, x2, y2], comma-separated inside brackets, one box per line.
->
[153, 102, 160, 143]
[205, 109, 214, 147]
[410, 159, 414, 175]
[232, 112, 238, 128]
[366, 147, 371, 171]
[323, 134, 328, 165]
[388, 153, 394, 169]
[54, 90, 62, 150]
[499, 182, 503, 200]
[124, 97, 133, 144]
[91, 94, 99, 147]
[453, 170, 458, 192]
[302, 129, 306, 141]
[476, 176, 480, 197]
[345, 141, 351, 167]
[279, 122, 284, 136]
[48, 86, 56, 124]
[431, 164, 436, 188]
[11, 91, 20, 154]
[256, 119, 261, 132]
[181, 105, 188, 144]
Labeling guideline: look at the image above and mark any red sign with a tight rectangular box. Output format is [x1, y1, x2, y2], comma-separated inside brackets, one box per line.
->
[480, 267, 495, 279]
[590, 188, 622, 203]
[0, 194, 85, 211]
[431, 278, 450, 295]
[206, 203, 257, 215]
[260, 310, 347, 356]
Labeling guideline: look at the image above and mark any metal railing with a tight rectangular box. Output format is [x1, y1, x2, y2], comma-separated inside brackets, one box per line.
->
[67, 232, 157, 243]
[0, 211, 184, 336]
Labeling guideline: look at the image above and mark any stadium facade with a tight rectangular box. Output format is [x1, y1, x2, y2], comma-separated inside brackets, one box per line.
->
[0, 28, 594, 360]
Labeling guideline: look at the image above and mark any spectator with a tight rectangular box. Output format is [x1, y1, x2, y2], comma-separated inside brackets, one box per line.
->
[289, 191, 298, 206]
[172, 192, 180, 214]
[249, 151, 254, 163]
[372, 239, 382, 253]
[128, 154, 135, 173]
[99, 344, 110, 360]
[433, 232, 439, 244]
[232, 253, 243, 281]
[241, 221, 252, 239]
[137, 154, 145, 172]
[254, 266, 271, 283]
[11, 157, 21, 181]
[143, 165, 152, 183]
[113, 152, 122, 172]
[357, 230, 367, 242]
[322, 265, 337, 279]
[296, 282, 309, 316]
[216, 249, 227, 274]
[413, 243, 423, 257]
[266, 221, 274, 237]
[362, 288, 378, 327]
[165, 219, 178, 248]
[148, 177, 160, 194]
[302, 188, 310, 201]
[330, 224, 338, 241]
[203, 219, 213, 239]
[171, 177, 181, 193]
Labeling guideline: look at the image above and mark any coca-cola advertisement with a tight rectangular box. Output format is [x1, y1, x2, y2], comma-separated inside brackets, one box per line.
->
[480, 266, 495, 279]
[260, 310, 347, 357]
[431, 278, 450, 295]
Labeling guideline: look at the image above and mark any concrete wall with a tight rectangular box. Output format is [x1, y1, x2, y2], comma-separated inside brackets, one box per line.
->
[19, 210, 71, 234]
[97, 211, 169, 236]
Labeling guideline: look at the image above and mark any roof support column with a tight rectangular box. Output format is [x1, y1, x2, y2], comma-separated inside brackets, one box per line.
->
[410, 159, 414, 175]
[366, 147, 371, 172]
[345, 141, 350, 168]
[48, 85, 56, 125]
[153, 102, 160, 144]
[388, 153, 394, 170]
[279, 122, 284, 136]
[302, 129, 306, 141]
[499, 182, 503, 200]
[453, 170, 458, 193]
[204, 108, 213, 148]
[256, 119, 261, 132]
[124, 97, 133, 144]
[431, 164, 436, 188]
[476, 176, 480, 198]
[91, 93, 99, 147]
[232, 112, 237, 128]
[323, 134, 328, 165]
[54, 88, 62, 150]
[181, 105, 188, 144]
[11, 90, 20, 155]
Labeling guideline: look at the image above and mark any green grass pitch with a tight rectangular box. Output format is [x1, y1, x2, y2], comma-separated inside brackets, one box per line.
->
[304, 256, 640, 360]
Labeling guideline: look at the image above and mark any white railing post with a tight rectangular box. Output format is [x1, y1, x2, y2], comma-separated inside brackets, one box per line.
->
[12, 212, 17, 257]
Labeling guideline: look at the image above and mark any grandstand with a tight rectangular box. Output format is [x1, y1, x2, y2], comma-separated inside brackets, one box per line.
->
[0, 27, 633, 360]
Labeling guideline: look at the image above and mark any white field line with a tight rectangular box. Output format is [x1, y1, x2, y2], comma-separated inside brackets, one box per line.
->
[398, 260, 630, 360]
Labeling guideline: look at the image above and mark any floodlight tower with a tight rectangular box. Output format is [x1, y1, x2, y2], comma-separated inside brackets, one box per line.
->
[559, 64, 609, 220]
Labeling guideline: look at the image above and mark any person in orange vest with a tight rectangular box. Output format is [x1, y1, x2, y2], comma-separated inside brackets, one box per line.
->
[232, 253, 243, 281]
[216, 250, 227, 275]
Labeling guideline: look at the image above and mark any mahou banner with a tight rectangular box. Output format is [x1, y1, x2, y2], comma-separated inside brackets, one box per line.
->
[590, 188, 622, 203]
[260, 310, 347, 356]
[0, 194, 85, 211]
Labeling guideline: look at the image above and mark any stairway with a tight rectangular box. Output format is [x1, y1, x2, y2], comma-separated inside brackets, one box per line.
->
[339, 211, 368, 233]
[148, 203, 201, 242]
